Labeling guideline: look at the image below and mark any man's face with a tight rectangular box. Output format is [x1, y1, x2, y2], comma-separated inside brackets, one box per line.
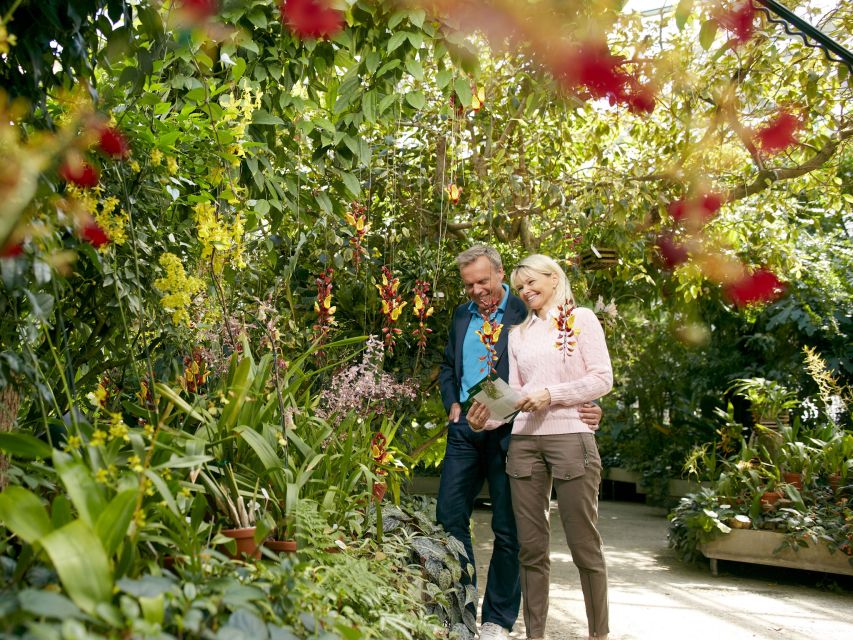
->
[459, 255, 505, 314]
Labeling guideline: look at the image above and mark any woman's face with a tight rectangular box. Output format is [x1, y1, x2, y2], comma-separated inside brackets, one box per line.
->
[515, 269, 558, 314]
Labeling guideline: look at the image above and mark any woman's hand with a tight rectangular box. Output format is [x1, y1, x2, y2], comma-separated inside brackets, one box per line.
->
[467, 401, 491, 432]
[578, 402, 602, 431]
[515, 389, 551, 413]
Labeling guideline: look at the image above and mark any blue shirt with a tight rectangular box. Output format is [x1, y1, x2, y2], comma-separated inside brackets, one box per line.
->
[460, 284, 510, 403]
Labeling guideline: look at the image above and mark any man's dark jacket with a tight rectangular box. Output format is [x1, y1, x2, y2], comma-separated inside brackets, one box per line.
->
[438, 293, 528, 415]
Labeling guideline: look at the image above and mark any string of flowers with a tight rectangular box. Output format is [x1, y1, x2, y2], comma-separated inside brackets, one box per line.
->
[345, 201, 370, 268]
[475, 301, 502, 375]
[376, 265, 406, 353]
[553, 300, 579, 359]
[179, 348, 210, 395]
[313, 267, 336, 345]
[411, 279, 434, 353]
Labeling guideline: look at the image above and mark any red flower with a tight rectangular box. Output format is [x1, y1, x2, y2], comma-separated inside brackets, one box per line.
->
[80, 222, 111, 248]
[98, 126, 129, 159]
[621, 79, 656, 114]
[562, 42, 625, 101]
[655, 234, 689, 268]
[177, 0, 219, 22]
[754, 111, 801, 154]
[0, 241, 24, 258]
[724, 268, 785, 307]
[668, 192, 724, 224]
[59, 160, 100, 188]
[715, 1, 756, 45]
[279, 0, 343, 40]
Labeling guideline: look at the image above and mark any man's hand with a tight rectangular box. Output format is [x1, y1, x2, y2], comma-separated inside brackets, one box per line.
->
[448, 402, 462, 424]
[578, 402, 603, 431]
[515, 389, 551, 413]
[466, 401, 491, 431]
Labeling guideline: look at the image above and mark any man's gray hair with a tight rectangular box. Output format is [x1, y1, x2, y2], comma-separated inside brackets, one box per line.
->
[456, 245, 503, 271]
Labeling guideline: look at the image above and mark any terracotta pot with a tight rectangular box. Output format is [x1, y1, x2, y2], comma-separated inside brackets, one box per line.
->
[782, 471, 803, 490]
[760, 490, 782, 511]
[372, 481, 387, 502]
[221, 526, 261, 560]
[265, 539, 297, 554]
[828, 473, 843, 491]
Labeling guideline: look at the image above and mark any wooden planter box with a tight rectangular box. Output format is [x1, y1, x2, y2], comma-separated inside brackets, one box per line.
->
[699, 529, 853, 577]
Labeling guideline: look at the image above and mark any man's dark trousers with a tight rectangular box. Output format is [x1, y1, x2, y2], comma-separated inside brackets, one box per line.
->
[436, 417, 520, 630]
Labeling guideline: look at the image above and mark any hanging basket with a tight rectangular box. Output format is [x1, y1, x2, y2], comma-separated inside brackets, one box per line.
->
[580, 246, 618, 270]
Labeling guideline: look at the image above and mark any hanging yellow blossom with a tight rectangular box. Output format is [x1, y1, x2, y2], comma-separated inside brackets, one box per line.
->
[153, 252, 205, 326]
[108, 413, 129, 442]
[166, 156, 178, 175]
[150, 149, 163, 166]
[0, 22, 18, 55]
[90, 429, 106, 447]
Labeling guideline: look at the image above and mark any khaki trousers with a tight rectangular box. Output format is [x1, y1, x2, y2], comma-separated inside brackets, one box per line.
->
[507, 433, 609, 638]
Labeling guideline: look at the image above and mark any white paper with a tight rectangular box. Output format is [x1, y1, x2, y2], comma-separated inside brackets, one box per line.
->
[470, 377, 521, 423]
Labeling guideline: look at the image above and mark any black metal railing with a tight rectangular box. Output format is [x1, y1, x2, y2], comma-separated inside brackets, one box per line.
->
[752, 0, 853, 73]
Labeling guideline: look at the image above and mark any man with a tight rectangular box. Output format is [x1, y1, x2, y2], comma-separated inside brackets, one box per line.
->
[437, 245, 601, 640]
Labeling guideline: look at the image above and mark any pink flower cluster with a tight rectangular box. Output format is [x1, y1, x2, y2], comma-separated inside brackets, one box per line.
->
[317, 336, 417, 424]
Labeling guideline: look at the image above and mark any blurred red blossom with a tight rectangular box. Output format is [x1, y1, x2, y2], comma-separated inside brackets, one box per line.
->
[668, 192, 724, 224]
[753, 111, 801, 154]
[279, 0, 343, 39]
[80, 222, 110, 248]
[715, 1, 757, 44]
[59, 160, 99, 188]
[724, 268, 785, 307]
[98, 126, 129, 159]
[177, 0, 219, 23]
[555, 41, 656, 113]
[1, 241, 24, 258]
[655, 234, 689, 269]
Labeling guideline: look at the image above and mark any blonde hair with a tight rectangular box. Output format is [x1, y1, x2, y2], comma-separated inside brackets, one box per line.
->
[510, 254, 574, 328]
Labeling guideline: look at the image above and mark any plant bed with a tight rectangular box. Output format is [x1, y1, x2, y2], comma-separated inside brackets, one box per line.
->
[699, 528, 853, 577]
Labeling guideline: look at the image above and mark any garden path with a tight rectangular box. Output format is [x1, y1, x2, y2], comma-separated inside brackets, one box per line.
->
[471, 500, 853, 640]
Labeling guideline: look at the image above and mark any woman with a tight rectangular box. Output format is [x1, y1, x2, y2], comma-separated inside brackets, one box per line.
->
[467, 254, 613, 640]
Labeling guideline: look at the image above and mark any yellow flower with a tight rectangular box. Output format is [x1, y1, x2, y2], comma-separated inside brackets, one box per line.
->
[87, 384, 108, 409]
[90, 430, 107, 448]
[64, 435, 82, 451]
[128, 455, 144, 473]
[95, 468, 110, 484]
[0, 23, 17, 55]
[150, 149, 163, 166]
[153, 253, 204, 326]
[166, 156, 178, 175]
[109, 413, 129, 442]
[413, 294, 424, 313]
[390, 302, 406, 321]
[129, 160, 141, 173]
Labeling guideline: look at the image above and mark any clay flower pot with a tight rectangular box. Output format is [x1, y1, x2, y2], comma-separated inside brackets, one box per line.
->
[221, 526, 261, 560]
[265, 539, 297, 554]
[760, 490, 782, 511]
[782, 471, 803, 490]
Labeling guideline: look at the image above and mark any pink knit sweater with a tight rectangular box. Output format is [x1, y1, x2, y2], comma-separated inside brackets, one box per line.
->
[507, 306, 613, 435]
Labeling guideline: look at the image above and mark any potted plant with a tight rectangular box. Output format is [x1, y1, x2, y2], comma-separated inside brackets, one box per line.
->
[728, 377, 798, 426]
[198, 463, 267, 560]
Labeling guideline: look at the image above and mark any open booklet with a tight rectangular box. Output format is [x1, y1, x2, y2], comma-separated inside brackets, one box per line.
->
[464, 375, 522, 424]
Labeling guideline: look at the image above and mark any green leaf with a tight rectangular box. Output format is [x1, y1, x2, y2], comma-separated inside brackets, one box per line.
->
[0, 432, 52, 459]
[235, 426, 280, 472]
[95, 489, 137, 556]
[699, 19, 718, 51]
[154, 383, 207, 423]
[675, 0, 693, 30]
[220, 357, 253, 430]
[387, 31, 409, 53]
[339, 171, 361, 197]
[454, 77, 473, 107]
[436, 69, 452, 89]
[18, 589, 85, 620]
[362, 90, 377, 123]
[0, 486, 53, 544]
[409, 8, 426, 28]
[405, 58, 424, 81]
[40, 520, 113, 615]
[53, 450, 107, 529]
[231, 57, 247, 82]
[315, 192, 333, 215]
[252, 110, 285, 126]
[405, 91, 426, 110]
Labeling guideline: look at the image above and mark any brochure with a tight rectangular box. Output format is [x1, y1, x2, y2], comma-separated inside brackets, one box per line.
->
[465, 375, 521, 423]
